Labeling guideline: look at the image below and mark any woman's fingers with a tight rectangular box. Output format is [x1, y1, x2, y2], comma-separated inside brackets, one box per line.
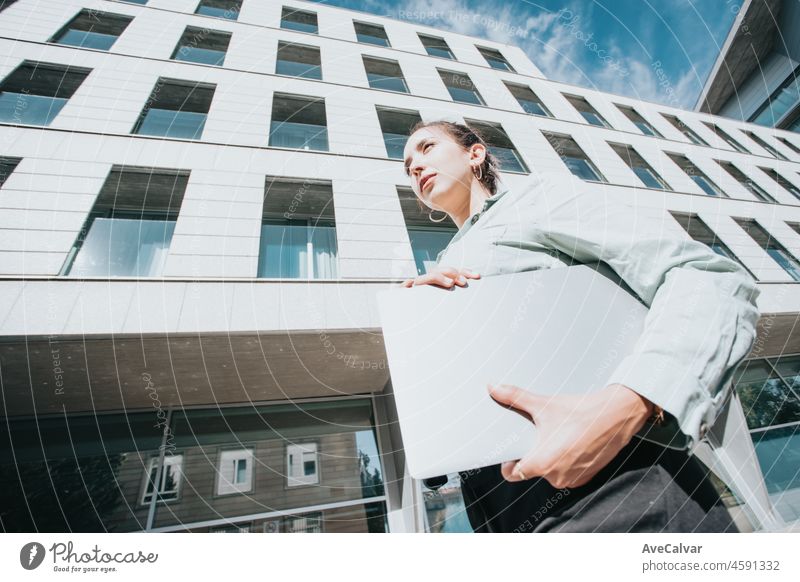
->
[500, 460, 519, 481]
[507, 454, 550, 484]
[400, 266, 481, 289]
[487, 383, 544, 422]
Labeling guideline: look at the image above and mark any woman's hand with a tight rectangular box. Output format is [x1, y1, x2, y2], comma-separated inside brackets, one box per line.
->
[488, 382, 654, 489]
[399, 266, 480, 289]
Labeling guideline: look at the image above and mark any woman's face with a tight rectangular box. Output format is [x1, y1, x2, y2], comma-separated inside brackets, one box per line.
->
[403, 126, 477, 212]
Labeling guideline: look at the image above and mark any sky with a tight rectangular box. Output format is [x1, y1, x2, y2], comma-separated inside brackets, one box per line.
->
[315, 0, 743, 110]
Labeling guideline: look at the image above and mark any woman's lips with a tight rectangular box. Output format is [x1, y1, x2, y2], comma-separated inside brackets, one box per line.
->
[420, 174, 436, 191]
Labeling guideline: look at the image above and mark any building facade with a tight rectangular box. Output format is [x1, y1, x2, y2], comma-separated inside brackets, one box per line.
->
[0, 0, 799, 533]
[696, 0, 800, 134]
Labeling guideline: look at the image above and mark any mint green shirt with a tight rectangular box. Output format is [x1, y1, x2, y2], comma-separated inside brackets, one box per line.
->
[435, 172, 761, 448]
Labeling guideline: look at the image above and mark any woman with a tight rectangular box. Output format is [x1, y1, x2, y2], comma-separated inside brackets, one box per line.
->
[399, 120, 761, 533]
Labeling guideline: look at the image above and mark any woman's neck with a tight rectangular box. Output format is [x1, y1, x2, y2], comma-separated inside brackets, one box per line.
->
[449, 181, 493, 229]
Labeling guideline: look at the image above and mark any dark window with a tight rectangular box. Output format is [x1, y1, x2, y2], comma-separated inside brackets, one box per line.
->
[363, 57, 408, 93]
[777, 136, 800, 156]
[759, 167, 800, 201]
[505, 83, 551, 117]
[276, 42, 321, 79]
[702, 122, 750, 153]
[260, 177, 337, 279]
[0, 61, 91, 126]
[667, 153, 724, 196]
[269, 93, 328, 151]
[466, 119, 528, 173]
[661, 114, 708, 146]
[62, 165, 189, 277]
[0, 1, 19, 12]
[780, 106, 800, 133]
[616, 105, 662, 137]
[280, 7, 318, 34]
[750, 67, 800, 128]
[438, 70, 484, 105]
[564, 94, 609, 127]
[418, 34, 454, 59]
[0, 156, 21, 188]
[476, 46, 514, 71]
[171, 26, 231, 66]
[132, 78, 215, 139]
[670, 212, 754, 278]
[609, 143, 669, 189]
[397, 186, 456, 276]
[50, 9, 133, 50]
[734, 218, 800, 281]
[354, 22, 389, 47]
[733, 361, 800, 430]
[717, 161, 776, 203]
[543, 132, 606, 182]
[376, 107, 421, 159]
[195, 0, 241, 20]
[744, 130, 789, 160]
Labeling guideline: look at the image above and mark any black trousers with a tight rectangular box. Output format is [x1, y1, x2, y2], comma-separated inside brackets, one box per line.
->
[458, 435, 739, 533]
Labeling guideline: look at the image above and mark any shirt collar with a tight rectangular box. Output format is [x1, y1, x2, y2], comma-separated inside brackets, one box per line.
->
[481, 184, 511, 211]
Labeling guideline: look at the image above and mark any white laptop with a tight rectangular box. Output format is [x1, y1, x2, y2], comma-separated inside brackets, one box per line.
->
[377, 265, 648, 479]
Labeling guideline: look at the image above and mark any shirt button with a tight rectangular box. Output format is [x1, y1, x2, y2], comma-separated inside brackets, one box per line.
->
[470, 214, 479, 224]
[699, 423, 709, 440]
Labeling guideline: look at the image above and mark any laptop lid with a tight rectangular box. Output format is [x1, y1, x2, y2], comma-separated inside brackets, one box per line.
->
[377, 265, 647, 479]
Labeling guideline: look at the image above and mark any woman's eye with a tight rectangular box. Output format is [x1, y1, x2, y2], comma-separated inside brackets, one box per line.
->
[423, 142, 433, 152]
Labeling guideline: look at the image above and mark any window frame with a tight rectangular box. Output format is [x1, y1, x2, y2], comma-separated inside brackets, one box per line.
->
[476, 46, 515, 71]
[666, 153, 725, 197]
[280, 6, 318, 34]
[48, 8, 133, 51]
[703, 122, 750, 154]
[362, 55, 409, 93]
[661, 114, 709, 146]
[194, 0, 241, 20]
[564, 94, 610, 128]
[616, 105, 662, 138]
[418, 34, 455, 60]
[170, 25, 232, 66]
[275, 40, 322, 80]
[131, 77, 217, 140]
[140, 453, 184, 505]
[734, 217, 800, 282]
[438, 69, 485, 106]
[286, 441, 320, 487]
[215, 448, 255, 496]
[542, 131, 607, 183]
[268, 92, 329, 151]
[608, 142, 670, 190]
[375, 106, 422, 160]
[716, 161, 776, 203]
[670, 211, 756, 279]
[465, 118, 529, 174]
[505, 82, 552, 117]
[353, 21, 390, 47]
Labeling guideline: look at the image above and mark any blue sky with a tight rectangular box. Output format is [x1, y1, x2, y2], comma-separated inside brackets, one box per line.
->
[316, 0, 742, 109]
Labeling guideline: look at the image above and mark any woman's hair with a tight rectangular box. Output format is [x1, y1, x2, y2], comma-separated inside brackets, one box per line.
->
[408, 121, 501, 207]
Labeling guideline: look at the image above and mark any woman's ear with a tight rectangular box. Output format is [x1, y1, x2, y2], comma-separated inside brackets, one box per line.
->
[469, 142, 487, 166]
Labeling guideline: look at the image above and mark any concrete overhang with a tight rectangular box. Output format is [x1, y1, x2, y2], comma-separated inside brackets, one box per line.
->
[695, 0, 783, 114]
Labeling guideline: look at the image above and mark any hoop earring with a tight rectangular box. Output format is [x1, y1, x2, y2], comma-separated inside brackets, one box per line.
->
[473, 164, 483, 182]
[428, 210, 448, 223]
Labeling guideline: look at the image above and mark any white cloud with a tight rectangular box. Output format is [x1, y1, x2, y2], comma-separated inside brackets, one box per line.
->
[390, 0, 706, 108]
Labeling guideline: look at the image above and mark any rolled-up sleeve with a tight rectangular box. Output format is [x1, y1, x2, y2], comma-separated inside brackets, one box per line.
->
[531, 173, 761, 446]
